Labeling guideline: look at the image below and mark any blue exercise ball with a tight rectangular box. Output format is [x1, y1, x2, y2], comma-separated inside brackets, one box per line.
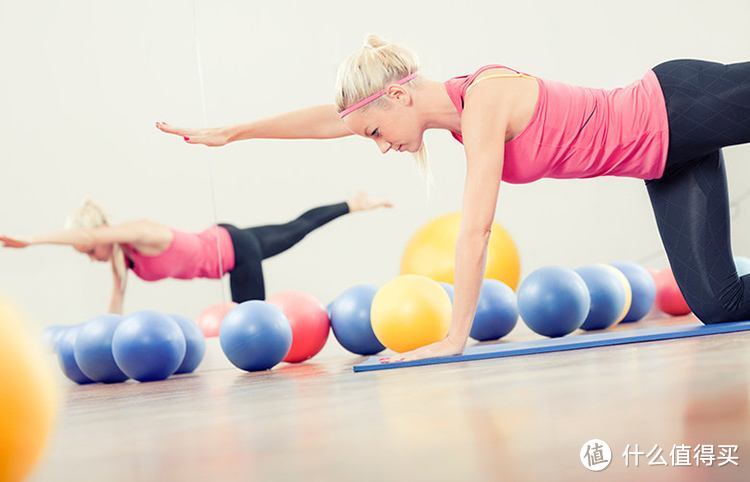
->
[329, 284, 384, 356]
[518, 266, 590, 338]
[735, 256, 750, 277]
[439, 282, 455, 302]
[56, 325, 94, 385]
[169, 314, 206, 374]
[74, 314, 129, 383]
[470, 279, 518, 341]
[611, 261, 656, 322]
[219, 301, 292, 371]
[112, 311, 186, 382]
[574, 265, 629, 331]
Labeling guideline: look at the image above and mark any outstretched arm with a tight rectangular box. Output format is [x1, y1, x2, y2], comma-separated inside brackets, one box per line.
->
[1, 223, 148, 251]
[156, 105, 353, 146]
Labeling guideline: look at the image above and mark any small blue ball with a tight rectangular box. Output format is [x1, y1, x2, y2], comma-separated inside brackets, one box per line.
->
[74, 314, 129, 383]
[575, 265, 629, 331]
[329, 284, 385, 356]
[112, 311, 186, 382]
[470, 279, 518, 341]
[518, 266, 590, 338]
[220, 301, 292, 371]
[56, 325, 94, 385]
[611, 261, 656, 322]
[168, 314, 206, 374]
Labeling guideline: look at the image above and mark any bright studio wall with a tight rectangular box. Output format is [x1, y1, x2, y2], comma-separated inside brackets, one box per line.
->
[1, 0, 748, 328]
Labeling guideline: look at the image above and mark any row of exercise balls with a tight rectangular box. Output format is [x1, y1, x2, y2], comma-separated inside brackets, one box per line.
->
[80, 252, 738, 374]
[517, 261, 714, 337]
[187, 292, 332, 372]
[327, 275, 519, 355]
[364, 257, 747, 348]
[220, 291, 331, 371]
[329, 262, 653, 354]
[50, 311, 205, 384]
[518, 264, 636, 338]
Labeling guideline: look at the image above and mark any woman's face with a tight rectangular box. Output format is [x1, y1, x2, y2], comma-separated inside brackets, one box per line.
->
[343, 90, 424, 155]
[75, 244, 113, 262]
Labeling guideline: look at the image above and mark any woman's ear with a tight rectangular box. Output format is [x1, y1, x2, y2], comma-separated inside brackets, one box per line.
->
[386, 85, 411, 106]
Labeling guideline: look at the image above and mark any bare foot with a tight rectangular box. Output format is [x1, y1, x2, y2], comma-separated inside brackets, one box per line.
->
[346, 191, 394, 212]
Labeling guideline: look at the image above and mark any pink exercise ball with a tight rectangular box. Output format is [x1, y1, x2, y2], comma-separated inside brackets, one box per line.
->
[197, 302, 237, 337]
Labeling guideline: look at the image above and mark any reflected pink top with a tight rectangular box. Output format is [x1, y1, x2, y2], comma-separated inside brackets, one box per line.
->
[123, 226, 235, 281]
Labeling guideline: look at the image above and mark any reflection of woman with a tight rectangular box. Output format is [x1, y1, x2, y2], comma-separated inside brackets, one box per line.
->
[157, 35, 750, 362]
[1, 193, 392, 314]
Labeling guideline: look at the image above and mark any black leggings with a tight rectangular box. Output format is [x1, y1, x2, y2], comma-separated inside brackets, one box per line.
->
[647, 59, 750, 323]
[220, 202, 349, 302]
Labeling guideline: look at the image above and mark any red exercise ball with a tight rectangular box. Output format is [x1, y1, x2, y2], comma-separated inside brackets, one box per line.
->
[197, 302, 237, 337]
[267, 291, 330, 363]
[654, 268, 691, 316]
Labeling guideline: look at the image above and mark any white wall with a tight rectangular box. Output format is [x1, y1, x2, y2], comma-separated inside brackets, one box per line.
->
[1, 0, 748, 329]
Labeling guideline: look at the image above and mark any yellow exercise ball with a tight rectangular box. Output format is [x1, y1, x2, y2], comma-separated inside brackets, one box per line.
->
[400, 212, 521, 290]
[370, 275, 452, 353]
[602, 264, 633, 326]
[0, 300, 57, 482]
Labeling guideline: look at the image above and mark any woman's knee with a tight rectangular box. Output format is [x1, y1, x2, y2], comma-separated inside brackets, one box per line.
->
[692, 298, 748, 325]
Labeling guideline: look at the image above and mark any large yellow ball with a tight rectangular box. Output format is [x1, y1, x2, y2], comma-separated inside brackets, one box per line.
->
[0, 300, 57, 482]
[400, 212, 521, 290]
[370, 275, 452, 353]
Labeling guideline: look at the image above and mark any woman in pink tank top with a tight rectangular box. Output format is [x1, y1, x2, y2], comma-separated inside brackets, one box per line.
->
[157, 35, 750, 362]
[1, 193, 392, 313]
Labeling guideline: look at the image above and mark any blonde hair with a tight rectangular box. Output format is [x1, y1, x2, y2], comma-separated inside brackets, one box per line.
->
[335, 35, 431, 178]
[66, 199, 128, 293]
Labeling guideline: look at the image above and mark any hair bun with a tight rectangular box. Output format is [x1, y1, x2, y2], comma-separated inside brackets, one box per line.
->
[365, 34, 388, 49]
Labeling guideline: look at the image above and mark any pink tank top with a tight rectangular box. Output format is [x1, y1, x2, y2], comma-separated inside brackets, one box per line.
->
[444, 65, 669, 184]
[123, 225, 235, 281]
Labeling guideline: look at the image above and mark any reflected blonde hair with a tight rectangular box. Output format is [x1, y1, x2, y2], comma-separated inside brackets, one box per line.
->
[335, 35, 430, 179]
[66, 199, 127, 292]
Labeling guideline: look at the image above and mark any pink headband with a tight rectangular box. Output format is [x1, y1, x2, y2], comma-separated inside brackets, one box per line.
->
[338, 72, 418, 118]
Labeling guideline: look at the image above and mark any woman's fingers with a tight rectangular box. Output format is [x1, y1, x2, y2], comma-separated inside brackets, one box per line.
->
[0, 235, 27, 248]
[155, 121, 199, 137]
[156, 122, 226, 146]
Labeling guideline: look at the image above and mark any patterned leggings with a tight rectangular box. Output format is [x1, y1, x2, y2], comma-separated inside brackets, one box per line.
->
[647, 59, 750, 323]
[220, 202, 350, 302]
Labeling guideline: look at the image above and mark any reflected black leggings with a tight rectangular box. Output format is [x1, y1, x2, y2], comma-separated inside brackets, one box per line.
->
[647, 59, 750, 323]
[220, 202, 349, 302]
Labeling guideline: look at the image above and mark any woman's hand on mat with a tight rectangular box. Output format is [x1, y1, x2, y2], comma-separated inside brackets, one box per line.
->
[155, 121, 231, 147]
[347, 191, 395, 212]
[0, 235, 31, 248]
[379, 336, 466, 364]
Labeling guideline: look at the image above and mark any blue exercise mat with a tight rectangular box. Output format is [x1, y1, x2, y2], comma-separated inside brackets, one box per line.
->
[352, 320, 750, 373]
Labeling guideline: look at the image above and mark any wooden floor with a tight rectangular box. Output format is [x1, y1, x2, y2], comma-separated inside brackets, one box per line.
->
[31, 315, 750, 482]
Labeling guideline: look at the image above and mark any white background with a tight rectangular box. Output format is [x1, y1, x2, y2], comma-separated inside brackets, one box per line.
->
[1, 0, 748, 329]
